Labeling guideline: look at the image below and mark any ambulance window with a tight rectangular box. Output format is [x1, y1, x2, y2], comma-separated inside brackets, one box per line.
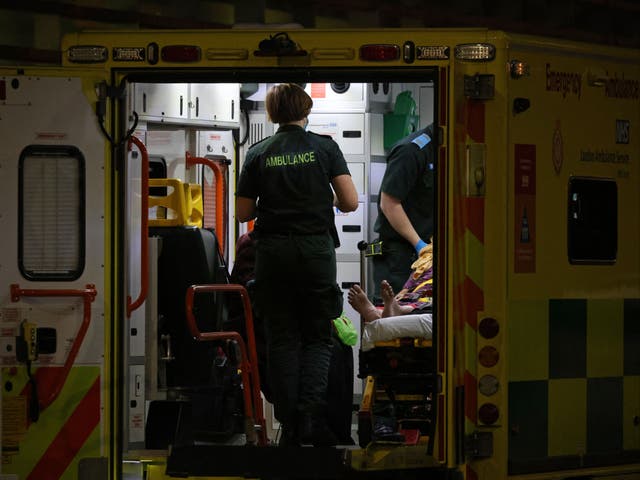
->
[567, 176, 617, 264]
[18, 145, 85, 280]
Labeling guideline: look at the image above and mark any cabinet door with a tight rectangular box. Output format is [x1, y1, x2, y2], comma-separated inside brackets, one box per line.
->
[189, 83, 239, 124]
[134, 83, 189, 120]
[307, 113, 365, 155]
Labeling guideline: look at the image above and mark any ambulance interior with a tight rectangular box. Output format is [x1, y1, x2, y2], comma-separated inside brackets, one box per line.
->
[123, 79, 438, 455]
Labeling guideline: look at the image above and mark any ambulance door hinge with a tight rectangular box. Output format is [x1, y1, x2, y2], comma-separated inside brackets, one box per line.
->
[95, 80, 138, 147]
[465, 431, 493, 459]
[96, 81, 125, 115]
[464, 74, 495, 100]
[97, 80, 126, 101]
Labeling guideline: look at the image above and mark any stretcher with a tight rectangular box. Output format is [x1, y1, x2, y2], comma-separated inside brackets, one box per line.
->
[357, 313, 435, 448]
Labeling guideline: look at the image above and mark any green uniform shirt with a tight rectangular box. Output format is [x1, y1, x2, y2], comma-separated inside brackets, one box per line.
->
[374, 125, 435, 242]
[237, 124, 350, 234]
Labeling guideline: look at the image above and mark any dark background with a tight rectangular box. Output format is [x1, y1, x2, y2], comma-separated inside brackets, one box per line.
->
[1, 0, 639, 65]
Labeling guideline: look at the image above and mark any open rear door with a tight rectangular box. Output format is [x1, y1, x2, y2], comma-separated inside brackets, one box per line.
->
[0, 68, 112, 479]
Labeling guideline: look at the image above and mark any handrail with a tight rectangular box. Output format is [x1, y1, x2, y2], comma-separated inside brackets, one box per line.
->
[11, 284, 97, 412]
[185, 283, 267, 446]
[127, 135, 149, 318]
[185, 152, 225, 255]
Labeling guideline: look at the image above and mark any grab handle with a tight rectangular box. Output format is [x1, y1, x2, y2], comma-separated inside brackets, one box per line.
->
[185, 152, 225, 254]
[11, 284, 97, 412]
[185, 284, 266, 446]
[127, 135, 149, 318]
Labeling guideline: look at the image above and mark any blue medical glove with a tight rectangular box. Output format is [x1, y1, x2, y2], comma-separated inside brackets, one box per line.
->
[415, 239, 428, 254]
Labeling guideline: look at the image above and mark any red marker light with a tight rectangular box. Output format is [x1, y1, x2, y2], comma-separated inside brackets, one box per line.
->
[359, 44, 400, 62]
[479, 317, 499, 339]
[161, 45, 201, 63]
[479, 346, 499, 368]
[478, 403, 499, 425]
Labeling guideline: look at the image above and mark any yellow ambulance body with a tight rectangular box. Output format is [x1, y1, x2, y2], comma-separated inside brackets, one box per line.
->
[0, 28, 638, 479]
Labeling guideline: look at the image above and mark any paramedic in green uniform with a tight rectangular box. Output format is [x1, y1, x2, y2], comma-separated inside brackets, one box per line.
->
[372, 124, 435, 297]
[236, 83, 358, 447]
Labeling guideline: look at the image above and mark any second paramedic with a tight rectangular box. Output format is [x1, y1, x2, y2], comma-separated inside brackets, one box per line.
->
[236, 83, 358, 447]
[372, 124, 435, 297]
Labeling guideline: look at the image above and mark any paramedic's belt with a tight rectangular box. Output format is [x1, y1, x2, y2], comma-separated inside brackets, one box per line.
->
[364, 240, 383, 257]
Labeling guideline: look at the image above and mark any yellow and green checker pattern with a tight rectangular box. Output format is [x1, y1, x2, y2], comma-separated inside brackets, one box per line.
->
[507, 298, 640, 474]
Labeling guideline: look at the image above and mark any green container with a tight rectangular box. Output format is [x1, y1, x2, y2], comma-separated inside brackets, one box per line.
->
[383, 91, 419, 149]
[383, 114, 420, 149]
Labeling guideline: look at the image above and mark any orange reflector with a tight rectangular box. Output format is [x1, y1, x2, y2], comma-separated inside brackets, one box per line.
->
[478, 346, 499, 367]
[359, 44, 400, 61]
[478, 403, 499, 425]
[478, 317, 499, 339]
[161, 45, 201, 63]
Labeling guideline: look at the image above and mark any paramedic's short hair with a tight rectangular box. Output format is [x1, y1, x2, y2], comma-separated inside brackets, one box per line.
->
[266, 83, 312, 124]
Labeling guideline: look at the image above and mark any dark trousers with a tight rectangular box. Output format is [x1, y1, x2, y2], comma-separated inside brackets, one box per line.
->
[254, 232, 343, 426]
[327, 335, 355, 444]
[372, 239, 417, 299]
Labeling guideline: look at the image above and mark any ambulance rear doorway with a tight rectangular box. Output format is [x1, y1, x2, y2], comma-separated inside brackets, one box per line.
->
[121, 76, 439, 454]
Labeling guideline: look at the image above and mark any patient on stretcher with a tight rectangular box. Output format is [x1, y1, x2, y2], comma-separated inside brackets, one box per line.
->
[348, 240, 434, 351]
[348, 277, 432, 351]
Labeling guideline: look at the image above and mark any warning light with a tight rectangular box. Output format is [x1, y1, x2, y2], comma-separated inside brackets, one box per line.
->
[478, 346, 499, 367]
[509, 59, 530, 79]
[161, 45, 201, 63]
[454, 43, 495, 62]
[67, 46, 108, 63]
[359, 44, 400, 62]
[478, 403, 499, 425]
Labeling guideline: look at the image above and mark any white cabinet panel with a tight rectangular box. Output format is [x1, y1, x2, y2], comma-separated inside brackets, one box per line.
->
[305, 83, 365, 112]
[190, 83, 239, 123]
[134, 83, 189, 120]
[307, 113, 365, 155]
[134, 83, 240, 126]
[335, 202, 365, 255]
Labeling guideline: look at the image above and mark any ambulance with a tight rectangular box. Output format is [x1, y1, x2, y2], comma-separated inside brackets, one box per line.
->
[0, 27, 638, 480]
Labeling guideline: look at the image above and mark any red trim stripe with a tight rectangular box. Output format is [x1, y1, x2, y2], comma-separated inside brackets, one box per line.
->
[466, 464, 479, 480]
[463, 277, 484, 330]
[28, 377, 100, 480]
[467, 101, 485, 143]
[464, 197, 484, 243]
[464, 370, 477, 423]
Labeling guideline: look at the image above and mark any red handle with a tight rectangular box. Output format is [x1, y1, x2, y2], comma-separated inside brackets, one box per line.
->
[186, 152, 225, 255]
[185, 283, 267, 446]
[11, 284, 97, 412]
[127, 135, 149, 318]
